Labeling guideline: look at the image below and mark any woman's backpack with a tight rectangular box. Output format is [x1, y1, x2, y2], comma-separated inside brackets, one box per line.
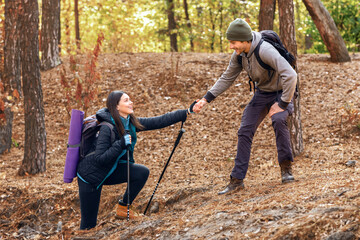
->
[80, 115, 115, 159]
[63, 110, 115, 183]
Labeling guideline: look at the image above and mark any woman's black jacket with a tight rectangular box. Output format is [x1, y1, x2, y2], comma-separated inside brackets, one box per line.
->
[77, 108, 187, 188]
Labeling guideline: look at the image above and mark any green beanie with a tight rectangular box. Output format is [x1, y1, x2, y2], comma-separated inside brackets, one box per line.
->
[226, 18, 253, 41]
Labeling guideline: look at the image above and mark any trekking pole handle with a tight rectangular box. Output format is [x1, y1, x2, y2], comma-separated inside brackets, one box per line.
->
[174, 121, 185, 146]
[174, 128, 185, 147]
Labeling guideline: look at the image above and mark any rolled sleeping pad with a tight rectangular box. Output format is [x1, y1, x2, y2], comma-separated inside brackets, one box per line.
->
[63, 109, 84, 183]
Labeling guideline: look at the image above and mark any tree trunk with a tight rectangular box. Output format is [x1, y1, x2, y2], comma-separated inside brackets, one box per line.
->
[219, 2, 223, 52]
[259, 0, 276, 31]
[302, 0, 350, 62]
[74, 0, 80, 50]
[18, 0, 47, 175]
[1, 0, 22, 154]
[209, 8, 216, 53]
[183, 0, 193, 51]
[4, 0, 22, 96]
[278, 0, 297, 54]
[166, 0, 177, 52]
[0, 59, 13, 155]
[278, 0, 304, 157]
[0, 108, 13, 154]
[58, 0, 62, 55]
[230, 1, 239, 20]
[41, 0, 61, 71]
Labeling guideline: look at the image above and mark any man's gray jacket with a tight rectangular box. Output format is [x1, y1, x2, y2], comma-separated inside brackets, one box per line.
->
[203, 31, 297, 109]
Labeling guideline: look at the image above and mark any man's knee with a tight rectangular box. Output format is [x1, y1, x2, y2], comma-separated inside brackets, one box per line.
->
[237, 126, 255, 140]
[271, 113, 288, 128]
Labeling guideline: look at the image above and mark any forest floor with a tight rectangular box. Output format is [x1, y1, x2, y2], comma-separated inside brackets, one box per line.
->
[0, 52, 359, 240]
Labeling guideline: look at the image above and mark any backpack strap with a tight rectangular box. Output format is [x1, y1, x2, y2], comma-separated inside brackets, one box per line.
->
[254, 38, 272, 71]
[254, 38, 275, 82]
[67, 143, 81, 148]
[254, 33, 299, 98]
[238, 54, 255, 92]
[99, 122, 115, 143]
[84, 122, 115, 158]
[237, 54, 242, 66]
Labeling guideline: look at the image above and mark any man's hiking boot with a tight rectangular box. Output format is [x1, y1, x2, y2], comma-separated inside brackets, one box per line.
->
[218, 176, 244, 195]
[115, 203, 141, 220]
[280, 160, 295, 183]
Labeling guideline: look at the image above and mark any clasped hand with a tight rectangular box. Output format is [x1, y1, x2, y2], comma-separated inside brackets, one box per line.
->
[192, 98, 208, 113]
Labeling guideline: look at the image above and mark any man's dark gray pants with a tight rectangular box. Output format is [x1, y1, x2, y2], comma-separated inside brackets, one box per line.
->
[231, 90, 294, 180]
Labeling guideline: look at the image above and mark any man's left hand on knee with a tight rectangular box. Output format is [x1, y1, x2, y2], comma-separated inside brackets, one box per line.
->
[269, 102, 285, 117]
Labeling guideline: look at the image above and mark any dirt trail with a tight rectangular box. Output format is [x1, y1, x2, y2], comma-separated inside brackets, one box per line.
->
[0, 52, 359, 239]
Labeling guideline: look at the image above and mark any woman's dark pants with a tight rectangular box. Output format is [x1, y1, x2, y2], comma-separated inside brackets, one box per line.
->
[78, 163, 149, 230]
[231, 90, 294, 180]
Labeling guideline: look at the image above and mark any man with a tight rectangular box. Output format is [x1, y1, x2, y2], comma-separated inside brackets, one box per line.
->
[193, 18, 297, 195]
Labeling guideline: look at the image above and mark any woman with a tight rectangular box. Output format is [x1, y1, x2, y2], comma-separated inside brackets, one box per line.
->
[76, 90, 193, 230]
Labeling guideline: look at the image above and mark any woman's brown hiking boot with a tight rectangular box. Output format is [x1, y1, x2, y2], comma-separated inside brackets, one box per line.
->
[115, 203, 141, 220]
[280, 160, 295, 183]
[218, 176, 244, 195]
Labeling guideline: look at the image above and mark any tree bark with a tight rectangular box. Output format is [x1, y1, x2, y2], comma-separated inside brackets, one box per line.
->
[74, 0, 80, 50]
[166, 0, 178, 52]
[259, 0, 276, 31]
[4, 0, 22, 96]
[219, 2, 224, 52]
[278, 0, 297, 54]
[58, 0, 62, 55]
[18, 0, 47, 175]
[1, 0, 22, 154]
[41, 0, 61, 71]
[0, 108, 13, 154]
[209, 8, 216, 53]
[230, 1, 239, 20]
[278, 0, 304, 157]
[302, 0, 350, 62]
[183, 0, 193, 51]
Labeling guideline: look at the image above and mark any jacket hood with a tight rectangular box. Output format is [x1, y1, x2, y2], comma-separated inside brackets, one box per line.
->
[96, 108, 114, 124]
[247, 31, 262, 57]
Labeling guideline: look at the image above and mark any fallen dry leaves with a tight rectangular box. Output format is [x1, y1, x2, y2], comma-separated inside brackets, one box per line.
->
[0, 52, 359, 239]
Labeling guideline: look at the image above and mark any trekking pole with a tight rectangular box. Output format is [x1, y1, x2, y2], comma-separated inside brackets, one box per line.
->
[125, 130, 131, 221]
[144, 121, 185, 215]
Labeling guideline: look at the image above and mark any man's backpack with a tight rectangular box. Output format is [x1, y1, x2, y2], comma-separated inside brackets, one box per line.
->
[80, 115, 115, 159]
[237, 30, 297, 92]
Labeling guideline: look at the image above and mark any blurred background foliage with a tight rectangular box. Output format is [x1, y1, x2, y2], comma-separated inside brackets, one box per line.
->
[304, 0, 360, 53]
[2, 0, 359, 54]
